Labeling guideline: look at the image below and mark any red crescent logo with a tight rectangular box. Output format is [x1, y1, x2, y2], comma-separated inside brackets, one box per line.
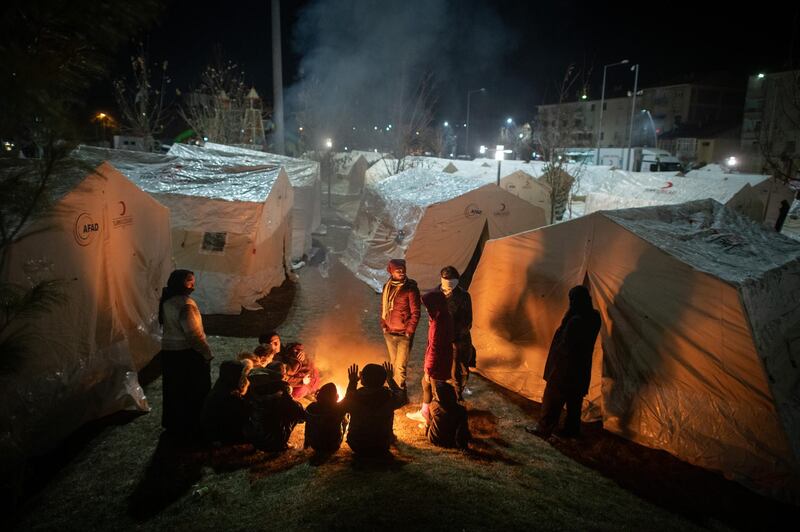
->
[119, 201, 126, 216]
[661, 181, 673, 189]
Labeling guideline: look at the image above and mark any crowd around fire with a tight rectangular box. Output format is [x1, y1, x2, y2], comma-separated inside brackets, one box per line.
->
[158, 258, 600, 455]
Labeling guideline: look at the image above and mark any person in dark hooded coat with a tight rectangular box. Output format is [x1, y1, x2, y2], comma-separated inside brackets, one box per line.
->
[201, 360, 250, 444]
[427, 380, 470, 449]
[245, 361, 306, 451]
[341, 362, 405, 456]
[526, 285, 601, 438]
[304, 383, 347, 452]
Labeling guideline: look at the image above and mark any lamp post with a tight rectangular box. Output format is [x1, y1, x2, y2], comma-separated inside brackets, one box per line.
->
[595, 59, 629, 165]
[642, 109, 658, 148]
[626, 64, 640, 171]
[495, 144, 504, 186]
[465, 88, 486, 158]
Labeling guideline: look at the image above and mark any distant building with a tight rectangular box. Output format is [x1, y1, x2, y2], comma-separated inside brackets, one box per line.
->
[535, 82, 744, 156]
[740, 70, 800, 177]
[658, 124, 741, 167]
[113, 135, 146, 151]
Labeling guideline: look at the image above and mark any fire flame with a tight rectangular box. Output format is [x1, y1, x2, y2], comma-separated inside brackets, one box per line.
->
[335, 383, 346, 402]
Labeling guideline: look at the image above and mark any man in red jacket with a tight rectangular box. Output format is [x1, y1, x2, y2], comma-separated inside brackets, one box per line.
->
[380, 259, 421, 404]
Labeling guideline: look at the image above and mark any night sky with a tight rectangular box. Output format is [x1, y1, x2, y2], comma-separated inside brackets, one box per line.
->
[95, 0, 798, 144]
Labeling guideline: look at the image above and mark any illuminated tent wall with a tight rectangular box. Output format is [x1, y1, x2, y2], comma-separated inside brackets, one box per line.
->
[173, 142, 321, 261]
[75, 146, 294, 315]
[342, 168, 548, 292]
[471, 199, 800, 501]
[456, 162, 553, 218]
[0, 160, 172, 461]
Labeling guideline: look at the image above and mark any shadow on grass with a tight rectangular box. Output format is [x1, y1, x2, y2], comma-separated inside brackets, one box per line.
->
[476, 374, 798, 530]
[202, 278, 297, 338]
[127, 432, 206, 522]
[466, 409, 521, 466]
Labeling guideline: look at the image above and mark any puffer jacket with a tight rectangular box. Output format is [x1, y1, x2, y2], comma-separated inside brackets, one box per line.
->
[380, 278, 421, 336]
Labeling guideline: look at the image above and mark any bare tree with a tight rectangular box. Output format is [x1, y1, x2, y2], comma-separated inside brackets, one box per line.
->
[533, 64, 590, 223]
[178, 50, 264, 146]
[382, 70, 438, 174]
[113, 46, 172, 151]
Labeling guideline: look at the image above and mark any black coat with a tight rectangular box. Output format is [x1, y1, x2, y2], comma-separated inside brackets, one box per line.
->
[245, 377, 306, 451]
[427, 400, 470, 449]
[543, 309, 601, 397]
[304, 401, 347, 452]
[342, 383, 405, 454]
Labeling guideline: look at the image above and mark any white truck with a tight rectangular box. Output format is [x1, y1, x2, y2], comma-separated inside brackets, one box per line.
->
[565, 147, 682, 172]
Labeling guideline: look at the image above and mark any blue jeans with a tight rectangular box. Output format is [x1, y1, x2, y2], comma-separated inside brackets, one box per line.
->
[383, 332, 414, 389]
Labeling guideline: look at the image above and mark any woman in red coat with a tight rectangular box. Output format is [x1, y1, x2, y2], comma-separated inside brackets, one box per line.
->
[407, 289, 455, 424]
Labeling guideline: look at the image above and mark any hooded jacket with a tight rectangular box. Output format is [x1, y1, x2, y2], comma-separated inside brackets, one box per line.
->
[543, 286, 601, 396]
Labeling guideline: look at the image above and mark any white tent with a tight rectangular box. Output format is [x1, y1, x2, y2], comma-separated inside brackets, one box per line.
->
[364, 156, 460, 187]
[342, 168, 548, 292]
[684, 168, 795, 228]
[470, 200, 800, 501]
[172, 143, 321, 261]
[0, 160, 172, 461]
[455, 161, 553, 218]
[75, 146, 294, 315]
[333, 150, 384, 195]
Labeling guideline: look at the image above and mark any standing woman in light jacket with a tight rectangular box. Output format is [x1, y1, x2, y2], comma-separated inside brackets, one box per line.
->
[159, 269, 213, 439]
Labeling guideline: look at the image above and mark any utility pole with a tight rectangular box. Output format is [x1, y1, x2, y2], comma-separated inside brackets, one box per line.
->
[271, 0, 285, 154]
[626, 64, 640, 171]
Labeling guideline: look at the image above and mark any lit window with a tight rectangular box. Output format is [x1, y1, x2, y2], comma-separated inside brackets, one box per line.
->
[201, 232, 227, 253]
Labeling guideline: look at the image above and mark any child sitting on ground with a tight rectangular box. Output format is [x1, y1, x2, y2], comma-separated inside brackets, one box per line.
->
[245, 361, 306, 451]
[426, 380, 470, 449]
[277, 343, 320, 399]
[340, 362, 405, 456]
[201, 360, 250, 444]
[304, 383, 348, 453]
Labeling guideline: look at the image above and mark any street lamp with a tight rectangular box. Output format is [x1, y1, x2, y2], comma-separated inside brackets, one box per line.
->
[641, 109, 658, 148]
[626, 64, 640, 171]
[595, 59, 629, 165]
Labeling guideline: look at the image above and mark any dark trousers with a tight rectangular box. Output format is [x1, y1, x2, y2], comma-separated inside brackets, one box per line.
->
[161, 348, 211, 437]
[538, 381, 583, 436]
[421, 373, 446, 404]
[453, 341, 472, 398]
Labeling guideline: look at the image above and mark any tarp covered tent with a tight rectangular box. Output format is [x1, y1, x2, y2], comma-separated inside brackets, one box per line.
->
[470, 200, 800, 501]
[364, 156, 460, 187]
[75, 145, 294, 315]
[684, 168, 795, 228]
[342, 168, 548, 292]
[455, 161, 553, 218]
[583, 170, 765, 222]
[172, 142, 321, 261]
[333, 150, 383, 195]
[0, 160, 172, 463]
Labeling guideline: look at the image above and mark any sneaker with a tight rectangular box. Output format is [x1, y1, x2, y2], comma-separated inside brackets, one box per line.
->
[406, 410, 426, 423]
[524, 424, 551, 438]
[462, 387, 473, 396]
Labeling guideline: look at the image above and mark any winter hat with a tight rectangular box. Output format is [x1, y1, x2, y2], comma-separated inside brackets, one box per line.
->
[361, 363, 387, 388]
[387, 259, 406, 273]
